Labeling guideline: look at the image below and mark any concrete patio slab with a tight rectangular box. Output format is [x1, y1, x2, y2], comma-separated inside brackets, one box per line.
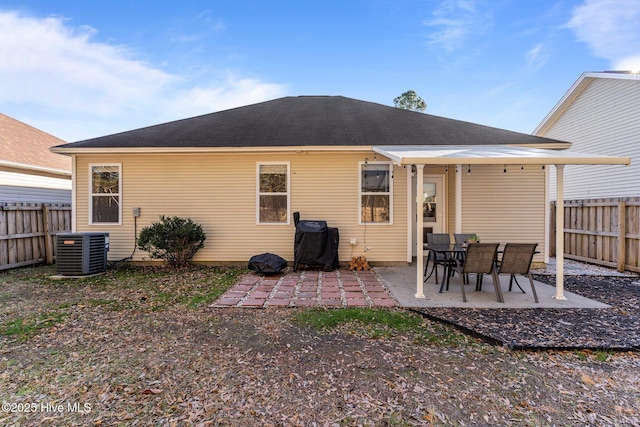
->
[374, 264, 610, 309]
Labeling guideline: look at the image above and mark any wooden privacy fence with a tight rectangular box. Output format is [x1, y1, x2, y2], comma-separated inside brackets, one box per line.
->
[550, 197, 640, 273]
[0, 203, 72, 271]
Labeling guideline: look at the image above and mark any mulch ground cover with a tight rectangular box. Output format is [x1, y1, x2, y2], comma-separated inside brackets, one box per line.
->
[413, 275, 640, 350]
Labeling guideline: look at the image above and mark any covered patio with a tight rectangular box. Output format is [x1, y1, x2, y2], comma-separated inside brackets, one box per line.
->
[372, 145, 631, 304]
[375, 263, 609, 309]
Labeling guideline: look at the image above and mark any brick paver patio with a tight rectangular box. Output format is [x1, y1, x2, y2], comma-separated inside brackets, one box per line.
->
[213, 269, 398, 308]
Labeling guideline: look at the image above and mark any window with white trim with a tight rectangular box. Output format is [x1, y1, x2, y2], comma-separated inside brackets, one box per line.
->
[359, 161, 392, 224]
[257, 162, 290, 224]
[90, 164, 121, 225]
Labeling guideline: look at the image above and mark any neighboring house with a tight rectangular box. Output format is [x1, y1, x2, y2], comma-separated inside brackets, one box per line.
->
[534, 71, 640, 200]
[52, 96, 628, 298]
[0, 113, 71, 204]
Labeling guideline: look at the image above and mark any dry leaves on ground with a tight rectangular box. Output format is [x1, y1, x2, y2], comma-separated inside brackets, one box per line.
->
[0, 265, 639, 426]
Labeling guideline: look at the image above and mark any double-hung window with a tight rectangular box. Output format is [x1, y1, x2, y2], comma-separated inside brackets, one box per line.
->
[257, 162, 290, 224]
[90, 164, 121, 225]
[359, 161, 392, 224]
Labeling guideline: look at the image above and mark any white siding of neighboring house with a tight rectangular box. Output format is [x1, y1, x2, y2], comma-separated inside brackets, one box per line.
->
[0, 171, 72, 204]
[539, 77, 640, 200]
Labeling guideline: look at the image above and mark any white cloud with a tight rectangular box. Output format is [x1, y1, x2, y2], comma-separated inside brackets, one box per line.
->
[424, 0, 492, 51]
[567, 0, 640, 70]
[163, 75, 287, 121]
[0, 11, 286, 141]
[525, 43, 548, 73]
[615, 55, 640, 72]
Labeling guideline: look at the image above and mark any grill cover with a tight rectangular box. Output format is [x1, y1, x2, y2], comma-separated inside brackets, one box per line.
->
[293, 214, 339, 271]
[248, 253, 287, 275]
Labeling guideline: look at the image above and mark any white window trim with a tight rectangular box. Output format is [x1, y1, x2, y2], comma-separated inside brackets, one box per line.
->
[256, 161, 291, 225]
[89, 163, 122, 226]
[359, 161, 393, 225]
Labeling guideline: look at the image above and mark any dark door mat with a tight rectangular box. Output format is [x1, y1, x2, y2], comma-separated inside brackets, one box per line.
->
[413, 276, 640, 350]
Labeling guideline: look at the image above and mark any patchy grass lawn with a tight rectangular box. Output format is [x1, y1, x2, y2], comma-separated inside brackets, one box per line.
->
[1, 264, 639, 426]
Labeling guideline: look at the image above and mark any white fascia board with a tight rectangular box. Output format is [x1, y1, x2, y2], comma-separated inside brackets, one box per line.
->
[532, 71, 640, 136]
[532, 73, 594, 136]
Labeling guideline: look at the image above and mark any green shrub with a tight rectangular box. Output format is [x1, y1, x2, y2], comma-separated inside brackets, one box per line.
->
[137, 216, 206, 268]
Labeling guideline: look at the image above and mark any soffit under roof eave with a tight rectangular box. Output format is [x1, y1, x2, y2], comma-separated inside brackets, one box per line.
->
[0, 160, 72, 179]
[49, 145, 376, 155]
[50, 143, 571, 156]
[372, 145, 631, 166]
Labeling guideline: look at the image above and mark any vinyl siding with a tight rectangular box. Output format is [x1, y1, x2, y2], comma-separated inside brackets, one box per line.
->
[460, 165, 546, 262]
[425, 164, 545, 261]
[542, 78, 640, 199]
[0, 171, 71, 203]
[0, 185, 71, 204]
[74, 152, 408, 263]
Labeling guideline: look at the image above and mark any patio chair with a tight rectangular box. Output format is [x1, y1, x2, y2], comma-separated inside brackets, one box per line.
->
[496, 243, 539, 303]
[424, 233, 452, 284]
[454, 233, 477, 244]
[454, 233, 477, 284]
[452, 243, 502, 302]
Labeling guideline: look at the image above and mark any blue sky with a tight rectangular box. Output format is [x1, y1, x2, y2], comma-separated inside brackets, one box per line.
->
[1, 0, 639, 142]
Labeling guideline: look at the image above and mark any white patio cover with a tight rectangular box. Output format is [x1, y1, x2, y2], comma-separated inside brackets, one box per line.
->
[372, 145, 631, 302]
[373, 145, 631, 166]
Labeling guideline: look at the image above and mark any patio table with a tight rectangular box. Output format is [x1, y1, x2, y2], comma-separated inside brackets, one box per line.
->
[424, 243, 467, 293]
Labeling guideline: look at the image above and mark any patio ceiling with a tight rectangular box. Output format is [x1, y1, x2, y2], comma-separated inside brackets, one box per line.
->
[373, 145, 631, 166]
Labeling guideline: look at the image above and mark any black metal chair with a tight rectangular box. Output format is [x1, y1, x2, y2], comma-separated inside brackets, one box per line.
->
[496, 243, 539, 303]
[424, 233, 452, 284]
[453, 243, 502, 302]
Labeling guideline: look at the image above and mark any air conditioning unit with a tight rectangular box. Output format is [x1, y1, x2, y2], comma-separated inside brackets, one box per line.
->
[56, 232, 109, 276]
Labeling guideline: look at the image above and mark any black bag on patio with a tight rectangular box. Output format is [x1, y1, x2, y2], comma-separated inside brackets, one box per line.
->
[248, 253, 288, 275]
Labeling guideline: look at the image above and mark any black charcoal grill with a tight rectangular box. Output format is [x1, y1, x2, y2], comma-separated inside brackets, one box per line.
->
[293, 212, 339, 271]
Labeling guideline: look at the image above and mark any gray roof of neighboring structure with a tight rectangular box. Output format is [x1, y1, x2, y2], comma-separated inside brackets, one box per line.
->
[54, 96, 568, 150]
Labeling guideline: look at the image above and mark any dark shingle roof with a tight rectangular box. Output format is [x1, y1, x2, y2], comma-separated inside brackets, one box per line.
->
[55, 96, 567, 149]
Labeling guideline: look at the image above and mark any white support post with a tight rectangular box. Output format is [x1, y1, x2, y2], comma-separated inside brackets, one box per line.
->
[406, 166, 413, 263]
[554, 164, 566, 300]
[455, 164, 462, 233]
[415, 164, 426, 298]
[544, 164, 550, 264]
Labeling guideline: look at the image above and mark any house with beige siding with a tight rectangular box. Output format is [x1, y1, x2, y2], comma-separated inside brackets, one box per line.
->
[51, 96, 629, 298]
[534, 71, 640, 200]
[1, 113, 71, 204]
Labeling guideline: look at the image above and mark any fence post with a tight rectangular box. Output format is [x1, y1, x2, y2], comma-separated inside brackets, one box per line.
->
[618, 201, 626, 272]
[43, 205, 54, 265]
